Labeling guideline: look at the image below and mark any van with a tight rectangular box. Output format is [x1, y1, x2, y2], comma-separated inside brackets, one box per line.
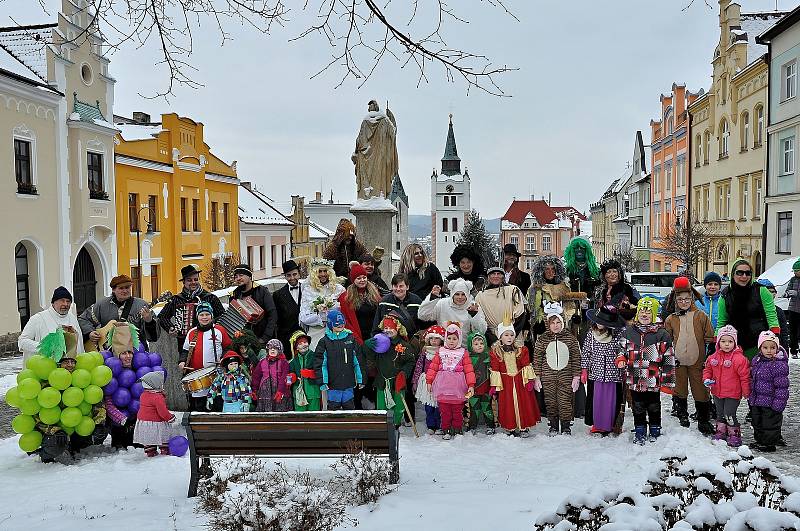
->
[625, 272, 681, 302]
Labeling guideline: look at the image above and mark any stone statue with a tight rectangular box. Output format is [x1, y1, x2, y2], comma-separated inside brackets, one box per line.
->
[351, 100, 399, 199]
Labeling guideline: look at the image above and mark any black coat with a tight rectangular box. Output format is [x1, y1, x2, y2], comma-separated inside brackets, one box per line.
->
[405, 263, 444, 300]
[371, 292, 422, 337]
[506, 268, 531, 298]
[157, 289, 225, 342]
[230, 284, 278, 345]
[273, 283, 302, 350]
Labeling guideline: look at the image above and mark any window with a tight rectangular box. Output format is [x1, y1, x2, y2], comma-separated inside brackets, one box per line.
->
[741, 112, 750, 151]
[695, 134, 702, 167]
[525, 258, 534, 271]
[223, 203, 230, 232]
[542, 234, 552, 251]
[667, 115, 674, 134]
[754, 177, 763, 219]
[666, 161, 672, 191]
[677, 159, 685, 187]
[451, 195, 457, 206]
[148, 195, 158, 231]
[180, 198, 187, 231]
[131, 266, 141, 298]
[740, 179, 749, 220]
[444, 196, 450, 207]
[654, 166, 660, 191]
[703, 187, 710, 221]
[719, 119, 729, 157]
[271, 245, 278, 267]
[247, 246, 254, 268]
[777, 212, 792, 253]
[442, 217, 448, 232]
[510, 235, 519, 248]
[704, 131, 711, 164]
[14, 139, 34, 194]
[526, 235, 536, 251]
[87, 152, 105, 199]
[452, 217, 458, 232]
[784, 61, 797, 101]
[211, 201, 218, 232]
[150, 265, 159, 300]
[128, 193, 138, 231]
[260, 246, 266, 270]
[654, 206, 661, 238]
[694, 189, 702, 220]
[782, 137, 795, 174]
[192, 198, 199, 231]
[756, 106, 764, 146]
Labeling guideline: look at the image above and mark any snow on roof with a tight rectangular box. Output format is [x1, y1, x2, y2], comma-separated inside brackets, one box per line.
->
[309, 222, 333, 239]
[741, 12, 786, 64]
[0, 24, 54, 83]
[0, 45, 44, 85]
[115, 123, 163, 141]
[238, 185, 293, 226]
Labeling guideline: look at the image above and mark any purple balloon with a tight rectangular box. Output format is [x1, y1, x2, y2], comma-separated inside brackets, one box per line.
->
[151, 365, 167, 379]
[105, 357, 123, 377]
[101, 350, 114, 360]
[168, 435, 189, 457]
[132, 352, 150, 370]
[118, 368, 136, 388]
[130, 382, 144, 399]
[103, 377, 119, 396]
[136, 366, 152, 379]
[374, 333, 391, 354]
[112, 387, 131, 408]
[148, 353, 163, 367]
[128, 399, 140, 414]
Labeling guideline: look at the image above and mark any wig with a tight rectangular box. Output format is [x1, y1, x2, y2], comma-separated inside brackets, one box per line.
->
[530, 255, 567, 286]
[564, 238, 599, 279]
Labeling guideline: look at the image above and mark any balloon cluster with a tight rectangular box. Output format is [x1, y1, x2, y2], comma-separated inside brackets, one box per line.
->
[5, 352, 112, 452]
[103, 348, 166, 417]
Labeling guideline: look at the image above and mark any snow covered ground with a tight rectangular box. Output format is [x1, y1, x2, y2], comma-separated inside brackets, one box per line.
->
[0, 411, 750, 531]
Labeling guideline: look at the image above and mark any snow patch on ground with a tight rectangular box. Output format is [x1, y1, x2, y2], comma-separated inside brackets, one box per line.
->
[0, 374, 15, 399]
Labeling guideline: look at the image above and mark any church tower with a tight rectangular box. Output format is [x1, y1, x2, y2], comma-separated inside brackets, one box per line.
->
[431, 115, 470, 273]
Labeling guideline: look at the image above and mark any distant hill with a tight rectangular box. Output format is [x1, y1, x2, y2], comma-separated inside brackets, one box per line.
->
[409, 214, 500, 239]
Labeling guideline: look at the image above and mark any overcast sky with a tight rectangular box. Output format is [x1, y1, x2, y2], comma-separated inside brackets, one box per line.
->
[3, 0, 793, 217]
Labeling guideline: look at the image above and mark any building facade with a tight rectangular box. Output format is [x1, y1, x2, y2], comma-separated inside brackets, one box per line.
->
[114, 112, 239, 301]
[626, 132, 652, 272]
[304, 191, 353, 233]
[758, 7, 800, 268]
[431, 116, 470, 273]
[389, 174, 409, 257]
[688, 3, 783, 278]
[1, 1, 118, 335]
[238, 182, 294, 280]
[650, 84, 699, 272]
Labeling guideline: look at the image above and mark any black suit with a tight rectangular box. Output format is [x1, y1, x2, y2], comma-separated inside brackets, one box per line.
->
[273, 283, 302, 353]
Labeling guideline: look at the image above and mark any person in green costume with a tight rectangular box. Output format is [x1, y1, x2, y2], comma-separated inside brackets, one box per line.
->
[466, 331, 495, 434]
[364, 312, 416, 427]
[288, 330, 322, 411]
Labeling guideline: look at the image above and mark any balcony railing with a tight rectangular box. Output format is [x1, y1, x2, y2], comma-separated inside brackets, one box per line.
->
[90, 189, 109, 200]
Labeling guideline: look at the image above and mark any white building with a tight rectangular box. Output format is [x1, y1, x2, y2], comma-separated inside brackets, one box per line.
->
[238, 182, 294, 280]
[431, 115, 470, 273]
[304, 191, 353, 234]
[389, 174, 409, 259]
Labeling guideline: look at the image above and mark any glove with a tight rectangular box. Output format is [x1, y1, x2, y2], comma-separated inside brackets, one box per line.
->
[614, 354, 627, 369]
[124, 416, 136, 427]
[571, 376, 580, 393]
[320, 384, 329, 392]
[786, 289, 797, 297]
[273, 391, 284, 402]
[395, 372, 407, 392]
[300, 369, 316, 379]
[580, 369, 588, 384]
[525, 381, 534, 392]
[770, 327, 781, 336]
[364, 338, 377, 350]
[286, 374, 296, 386]
[703, 379, 715, 388]
[489, 386, 497, 396]
[533, 379, 542, 392]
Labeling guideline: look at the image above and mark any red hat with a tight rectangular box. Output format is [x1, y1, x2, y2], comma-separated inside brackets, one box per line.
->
[381, 316, 399, 331]
[349, 263, 368, 283]
[673, 276, 692, 293]
[425, 325, 446, 342]
[219, 350, 244, 367]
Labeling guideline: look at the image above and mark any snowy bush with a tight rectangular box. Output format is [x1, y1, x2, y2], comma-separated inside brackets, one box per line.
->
[533, 446, 800, 531]
[330, 444, 396, 505]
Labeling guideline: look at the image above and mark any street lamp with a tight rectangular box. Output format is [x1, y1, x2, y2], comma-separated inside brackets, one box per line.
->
[135, 206, 156, 296]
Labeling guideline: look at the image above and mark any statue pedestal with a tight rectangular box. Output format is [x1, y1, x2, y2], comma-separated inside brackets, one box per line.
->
[350, 197, 397, 280]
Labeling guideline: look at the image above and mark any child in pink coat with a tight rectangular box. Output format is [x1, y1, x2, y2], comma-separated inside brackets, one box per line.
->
[425, 323, 475, 440]
[703, 324, 750, 447]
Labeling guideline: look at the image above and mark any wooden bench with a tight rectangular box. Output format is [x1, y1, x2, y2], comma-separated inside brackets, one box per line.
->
[182, 410, 400, 497]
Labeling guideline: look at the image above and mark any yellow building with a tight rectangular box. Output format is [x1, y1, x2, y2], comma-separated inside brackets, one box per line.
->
[114, 112, 239, 301]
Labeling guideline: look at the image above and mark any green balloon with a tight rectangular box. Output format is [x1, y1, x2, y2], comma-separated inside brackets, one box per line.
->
[91, 365, 113, 387]
[5, 386, 21, 408]
[48, 368, 72, 391]
[75, 353, 97, 371]
[19, 398, 41, 416]
[18, 378, 41, 400]
[60, 425, 74, 435]
[18, 430, 42, 452]
[83, 385, 103, 405]
[11, 414, 35, 434]
[78, 401, 92, 416]
[89, 351, 105, 367]
[75, 416, 95, 437]
[61, 387, 84, 407]
[31, 356, 56, 381]
[16, 369, 38, 384]
[71, 369, 92, 389]
[60, 407, 82, 428]
[25, 354, 42, 371]
[39, 406, 62, 425]
[36, 387, 61, 409]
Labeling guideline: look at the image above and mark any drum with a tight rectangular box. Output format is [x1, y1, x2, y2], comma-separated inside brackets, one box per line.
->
[181, 366, 217, 393]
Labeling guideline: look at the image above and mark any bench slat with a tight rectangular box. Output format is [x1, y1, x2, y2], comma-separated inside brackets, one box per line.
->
[194, 446, 391, 456]
[191, 423, 387, 433]
[193, 431, 388, 441]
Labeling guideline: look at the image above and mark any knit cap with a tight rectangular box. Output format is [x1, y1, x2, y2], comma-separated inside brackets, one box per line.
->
[757, 278, 775, 289]
[716, 324, 738, 349]
[703, 271, 722, 286]
[444, 322, 463, 345]
[140, 370, 165, 390]
[758, 330, 779, 350]
[196, 301, 214, 317]
[349, 264, 368, 283]
[326, 308, 346, 329]
[794, 258, 800, 271]
[266, 338, 283, 353]
[51, 286, 73, 303]
[636, 297, 660, 322]
[672, 276, 692, 294]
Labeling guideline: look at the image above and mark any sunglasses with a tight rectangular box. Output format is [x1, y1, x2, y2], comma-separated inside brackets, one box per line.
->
[676, 297, 693, 303]
[734, 270, 752, 277]
[413, 252, 424, 256]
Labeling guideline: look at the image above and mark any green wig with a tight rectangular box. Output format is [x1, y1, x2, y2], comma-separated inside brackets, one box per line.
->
[564, 237, 599, 280]
[38, 328, 67, 362]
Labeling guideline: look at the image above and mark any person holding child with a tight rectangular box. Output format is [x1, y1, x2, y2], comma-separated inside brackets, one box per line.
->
[748, 331, 790, 452]
[703, 325, 750, 447]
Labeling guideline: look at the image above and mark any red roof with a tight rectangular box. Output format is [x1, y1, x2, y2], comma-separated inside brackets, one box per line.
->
[501, 200, 557, 226]
[551, 206, 587, 221]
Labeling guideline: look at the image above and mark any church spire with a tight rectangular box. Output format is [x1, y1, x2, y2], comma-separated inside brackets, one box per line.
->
[441, 113, 461, 176]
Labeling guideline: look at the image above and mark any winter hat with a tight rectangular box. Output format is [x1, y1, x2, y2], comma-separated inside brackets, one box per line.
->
[636, 297, 660, 322]
[486, 266, 505, 276]
[703, 271, 722, 286]
[793, 258, 800, 271]
[672, 276, 692, 294]
[544, 301, 565, 328]
[51, 286, 73, 303]
[349, 263, 368, 283]
[757, 278, 775, 290]
[467, 331, 488, 353]
[266, 339, 283, 354]
[758, 330, 780, 350]
[716, 324, 738, 349]
[444, 322, 463, 345]
[496, 311, 516, 339]
[424, 325, 446, 343]
[326, 308, 346, 329]
[600, 258, 623, 280]
[379, 312, 408, 339]
[196, 301, 214, 317]
[447, 278, 473, 299]
[219, 350, 244, 369]
[140, 370, 165, 390]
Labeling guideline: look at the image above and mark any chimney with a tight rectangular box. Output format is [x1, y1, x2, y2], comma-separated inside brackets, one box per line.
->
[315, 191, 322, 202]
[132, 111, 150, 124]
[548, 192, 551, 205]
[329, 190, 334, 204]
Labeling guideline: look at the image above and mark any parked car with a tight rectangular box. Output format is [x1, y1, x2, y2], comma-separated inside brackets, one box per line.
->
[758, 256, 799, 311]
[625, 272, 681, 302]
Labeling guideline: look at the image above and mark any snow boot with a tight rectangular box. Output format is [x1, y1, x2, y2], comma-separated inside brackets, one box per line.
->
[648, 425, 661, 442]
[726, 425, 742, 448]
[548, 418, 559, 436]
[486, 427, 496, 435]
[520, 429, 531, 438]
[427, 428, 435, 435]
[712, 421, 728, 441]
[144, 445, 158, 457]
[674, 396, 690, 428]
[560, 419, 572, 435]
[634, 426, 647, 445]
[670, 395, 679, 418]
[159, 445, 170, 456]
[695, 401, 714, 436]
[442, 429, 453, 441]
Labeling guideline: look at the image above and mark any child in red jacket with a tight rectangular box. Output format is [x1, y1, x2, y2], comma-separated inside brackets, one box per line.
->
[703, 324, 750, 446]
[425, 323, 475, 440]
[134, 371, 177, 457]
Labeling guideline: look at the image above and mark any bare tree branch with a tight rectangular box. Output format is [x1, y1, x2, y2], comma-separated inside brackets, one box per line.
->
[655, 219, 717, 281]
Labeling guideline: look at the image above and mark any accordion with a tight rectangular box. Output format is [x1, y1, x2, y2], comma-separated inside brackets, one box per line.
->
[173, 302, 197, 336]
[218, 296, 264, 335]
